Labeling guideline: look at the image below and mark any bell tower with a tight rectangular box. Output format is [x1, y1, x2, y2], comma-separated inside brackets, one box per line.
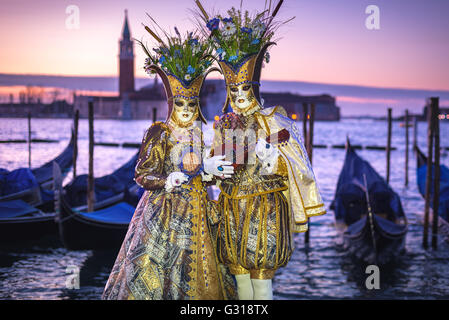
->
[119, 9, 135, 96]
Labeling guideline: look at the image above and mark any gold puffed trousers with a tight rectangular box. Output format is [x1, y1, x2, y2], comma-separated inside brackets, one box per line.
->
[216, 179, 293, 279]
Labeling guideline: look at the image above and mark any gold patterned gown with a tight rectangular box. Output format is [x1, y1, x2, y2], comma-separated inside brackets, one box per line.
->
[102, 121, 237, 300]
[212, 110, 293, 280]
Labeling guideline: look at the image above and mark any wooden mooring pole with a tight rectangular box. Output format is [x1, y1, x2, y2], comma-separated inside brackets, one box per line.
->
[302, 103, 310, 243]
[386, 108, 392, 185]
[431, 97, 440, 249]
[405, 109, 409, 186]
[73, 109, 79, 178]
[152, 107, 157, 124]
[304, 103, 316, 244]
[308, 103, 316, 164]
[302, 102, 308, 147]
[423, 101, 435, 249]
[87, 99, 95, 212]
[27, 112, 31, 168]
[412, 116, 418, 156]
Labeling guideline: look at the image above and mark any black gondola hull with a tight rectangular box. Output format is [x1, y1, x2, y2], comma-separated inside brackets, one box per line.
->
[57, 200, 128, 251]
[342, 215, 407, 265]
[0, 215, 59, 243]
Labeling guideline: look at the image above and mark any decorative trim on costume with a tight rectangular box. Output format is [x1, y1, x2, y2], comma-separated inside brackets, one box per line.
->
[306, 209, 327, 218]
[218, 53, 258, 73]
[172, 94, 200, 100]
[305, 203, 325, 210]
[218, 184, 288, 200]
[227, 265, 276, 280]
[228, 264, 250, 275]
[249, 269, 276, 280]
[226, 80, 260, 87]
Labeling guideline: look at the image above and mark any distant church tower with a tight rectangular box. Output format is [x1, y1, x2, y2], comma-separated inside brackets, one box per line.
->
[119, 9, 135, 97]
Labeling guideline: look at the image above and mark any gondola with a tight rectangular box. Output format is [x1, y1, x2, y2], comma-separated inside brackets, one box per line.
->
[53, 162, 137, 250]
[36, 151, 141, 213]
[414, 145, 449, 227]
[0, 153, 142, 246]
[0, 199, 58, 243]
[63, 152, 141, 212]
[330, 138, 408, 265]
[0, 130, 75, 206]
[32, 130, 75, 189]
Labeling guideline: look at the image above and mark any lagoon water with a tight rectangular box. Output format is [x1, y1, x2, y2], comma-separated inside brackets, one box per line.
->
[1, 117, 449, 299]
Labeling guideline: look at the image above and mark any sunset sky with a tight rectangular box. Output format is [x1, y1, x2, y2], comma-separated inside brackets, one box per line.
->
[1, 0, 448, 92]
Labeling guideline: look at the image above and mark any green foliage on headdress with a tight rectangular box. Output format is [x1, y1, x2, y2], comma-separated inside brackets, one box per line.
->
[194, 1, 294, 66]
[137, 26, 214, 84]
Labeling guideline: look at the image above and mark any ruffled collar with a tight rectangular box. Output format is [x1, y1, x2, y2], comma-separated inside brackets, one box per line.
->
[233, 103, 261, 117]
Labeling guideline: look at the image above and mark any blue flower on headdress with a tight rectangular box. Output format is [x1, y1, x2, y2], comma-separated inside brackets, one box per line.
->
[206, 18, 220, 31]
[187, 65, 195, 74]
[158, 56, 166, 65]
[251, 38, 260, 45]
[159, 47, 169, 55]
[222, 17, 233, 23]
[174, 49, 182, 58]
[228, 55, 238, 62]
[241, 27, 253, 34]
[216, 48, 226, 60]
[188, 38, 199, 46]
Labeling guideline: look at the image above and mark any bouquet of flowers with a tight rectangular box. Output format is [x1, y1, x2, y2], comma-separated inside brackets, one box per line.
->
[194, 0, 294, 65]
[137, 17, 214, 85]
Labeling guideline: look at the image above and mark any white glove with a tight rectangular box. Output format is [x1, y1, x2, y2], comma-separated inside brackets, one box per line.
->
[200, 171, 213, 182]
[203, 155, 234, 178]
[255, 138, 276, 161]
[255, 138, 279, 174]
[165, 172, 189, 191]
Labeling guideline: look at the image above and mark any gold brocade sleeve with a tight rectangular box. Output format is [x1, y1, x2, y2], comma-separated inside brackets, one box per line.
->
[134, 122, 170, 191]
[274, 155, 289, 177]
[255, 106, 326, 234]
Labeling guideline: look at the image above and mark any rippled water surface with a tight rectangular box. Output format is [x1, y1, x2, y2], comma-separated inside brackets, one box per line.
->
[1, 117, 449, 299]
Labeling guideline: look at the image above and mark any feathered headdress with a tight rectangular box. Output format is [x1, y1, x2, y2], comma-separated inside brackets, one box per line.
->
[137, 16, 220, 123]
[194, 0, 294, 112]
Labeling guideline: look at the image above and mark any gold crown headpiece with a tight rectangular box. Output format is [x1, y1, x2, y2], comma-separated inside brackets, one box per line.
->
[147, 64, 221, 123]
[219, 54, 260, 87]
[217, 42, 275, 113]
[167, 73, 203, 100]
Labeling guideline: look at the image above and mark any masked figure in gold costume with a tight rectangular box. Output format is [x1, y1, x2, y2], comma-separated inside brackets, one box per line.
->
[195, 1, 326, 300]
[102, 26, 236, 300]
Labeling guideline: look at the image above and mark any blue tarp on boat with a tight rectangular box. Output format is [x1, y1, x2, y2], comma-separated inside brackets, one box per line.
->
[0, 132, 74, 197]
[64, 152, 139, 207]
[39, 186, 54, 203]
[79, 202, 135, 224]
[0, 199, 40, 218]
[0, 168, 38, 197]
